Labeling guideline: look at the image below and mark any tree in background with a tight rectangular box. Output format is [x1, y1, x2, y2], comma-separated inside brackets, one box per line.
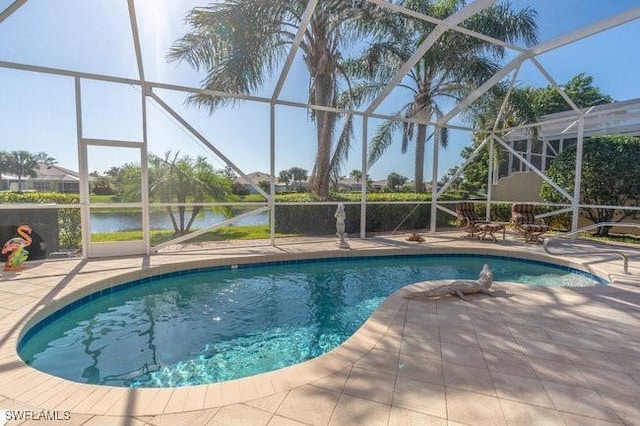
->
[461, 73, 614, 193]
[438, 166, 463, 192]
[458, 147, 490, 194]
[349, 169, 363, 185]
[289, 167, 308, 190]
[531, 73, 613, 116]
[348, 0, 538, 192]
[34, 152, 58, 167]
[540, 136, 640, 236]
[222, 166, 249, 196]
[91, 176, 116, 195]
[0, 150, 40, 191]
[257, 180, 271, 193]
[387, 172, 408, 191]
[168, 1, 379, 198]
[148, 152, 232, 235]
[278, 169, 292, 191]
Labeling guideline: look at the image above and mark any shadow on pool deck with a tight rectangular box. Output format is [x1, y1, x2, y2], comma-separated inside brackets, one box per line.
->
[0, 232, 639, 425]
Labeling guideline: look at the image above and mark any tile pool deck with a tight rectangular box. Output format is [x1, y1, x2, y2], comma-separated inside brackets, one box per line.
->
[0, 232, 639, 425]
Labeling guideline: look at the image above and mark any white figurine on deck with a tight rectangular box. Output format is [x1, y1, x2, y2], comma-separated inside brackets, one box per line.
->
[334, 203, 350, 249]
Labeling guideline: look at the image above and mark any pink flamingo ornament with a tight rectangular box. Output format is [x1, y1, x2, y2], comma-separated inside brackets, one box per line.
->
[2, 225, 33, 271]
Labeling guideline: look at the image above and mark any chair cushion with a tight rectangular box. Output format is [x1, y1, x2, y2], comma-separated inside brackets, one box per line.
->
[512, 204, 537, 225]
[476, 223, 504, 232]
[521, 224, 548, 233]
[456, 202, 479, 222]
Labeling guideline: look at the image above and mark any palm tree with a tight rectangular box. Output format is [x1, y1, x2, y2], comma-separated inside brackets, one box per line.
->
[168, 0, 375, 198]
[148, 152, 231, 235]
[289, 167, 308, 190]
[470, 83, 539, 141]
[278, 169, 292, 190]
[349, 0, 538, 192]
[349, 169, 362, 184]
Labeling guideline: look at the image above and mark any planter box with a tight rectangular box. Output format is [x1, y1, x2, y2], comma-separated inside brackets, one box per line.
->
[0, 209, 59, 260]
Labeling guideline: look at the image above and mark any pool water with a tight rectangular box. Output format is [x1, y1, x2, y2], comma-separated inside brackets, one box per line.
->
[19, 255, 604, 388]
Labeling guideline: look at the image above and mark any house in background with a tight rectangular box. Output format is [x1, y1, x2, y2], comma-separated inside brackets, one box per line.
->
[235, 172, 291, 194]
[0, 163, 79, 193]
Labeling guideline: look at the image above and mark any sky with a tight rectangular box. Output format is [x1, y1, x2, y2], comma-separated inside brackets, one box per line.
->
[1, 0, 640, 183]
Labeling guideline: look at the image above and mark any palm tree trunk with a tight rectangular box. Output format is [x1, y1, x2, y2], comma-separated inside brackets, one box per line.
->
[310, 73, 335, 199]
[166, 207, 179, 234]
[414, 124, 427, 193]
[178, 206, 186, 234]
[185, 206, 202, 233]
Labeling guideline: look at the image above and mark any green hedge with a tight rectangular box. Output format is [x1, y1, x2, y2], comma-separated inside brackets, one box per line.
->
[273, 192, 469, 235]
[274, 203, 453, 235]
[0, 192, 79, 204]
[274, 191, 468, 203]
[0, 192, 81, 249]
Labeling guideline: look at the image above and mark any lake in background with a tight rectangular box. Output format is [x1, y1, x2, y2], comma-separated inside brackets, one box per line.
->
[90, 210, 269, 233]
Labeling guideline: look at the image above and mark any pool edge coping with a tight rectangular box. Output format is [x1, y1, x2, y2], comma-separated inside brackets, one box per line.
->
[0, 244, 621, 416]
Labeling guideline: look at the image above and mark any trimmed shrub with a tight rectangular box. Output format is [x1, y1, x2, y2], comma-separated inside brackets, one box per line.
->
[275, 203, 453, 235]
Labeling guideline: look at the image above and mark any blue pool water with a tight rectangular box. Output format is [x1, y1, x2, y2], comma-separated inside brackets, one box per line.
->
[19, 255, 604, 388]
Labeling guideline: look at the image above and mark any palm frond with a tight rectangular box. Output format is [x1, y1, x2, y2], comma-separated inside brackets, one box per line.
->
[168, 0, 294, 110]
[369, 119, 403, 167]
[329, 113, 354, 179]
[401, 121, 413, 154]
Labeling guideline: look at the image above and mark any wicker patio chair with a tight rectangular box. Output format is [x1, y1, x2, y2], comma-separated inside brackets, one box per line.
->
[510, 203, 549, 243]
[456, 202, 506, 241]
[456, 202, 487, 238]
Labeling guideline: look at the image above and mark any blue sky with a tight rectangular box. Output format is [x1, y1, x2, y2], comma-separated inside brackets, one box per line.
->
[1, 0, 639, 182]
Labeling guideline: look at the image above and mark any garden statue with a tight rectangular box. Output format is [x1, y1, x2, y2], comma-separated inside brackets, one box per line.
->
[334, 203, 350, 249]
[2, 225, 33, 271]
[406, 264, 494, 302]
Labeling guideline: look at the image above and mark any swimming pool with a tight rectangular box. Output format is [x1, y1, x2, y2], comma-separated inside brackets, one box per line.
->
[18, 254, 604, 388]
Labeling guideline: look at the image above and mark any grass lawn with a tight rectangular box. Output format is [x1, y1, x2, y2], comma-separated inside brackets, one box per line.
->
[577, 232, 640, 245]
[91, 225, 290, 245]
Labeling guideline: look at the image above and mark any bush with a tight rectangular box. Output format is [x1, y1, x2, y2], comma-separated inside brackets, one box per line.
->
[232, 182, 250, 196]
[272, 191, 469, 234]
[275, 203, 454, 235]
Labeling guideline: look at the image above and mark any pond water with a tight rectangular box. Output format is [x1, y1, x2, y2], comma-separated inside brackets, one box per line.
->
[90, 210, 269, 233]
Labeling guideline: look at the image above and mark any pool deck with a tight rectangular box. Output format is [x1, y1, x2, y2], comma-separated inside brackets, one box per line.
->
[1, 232, 639, 425]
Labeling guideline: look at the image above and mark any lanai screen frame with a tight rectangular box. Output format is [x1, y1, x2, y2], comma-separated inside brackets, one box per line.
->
[1, 0, 640, 257]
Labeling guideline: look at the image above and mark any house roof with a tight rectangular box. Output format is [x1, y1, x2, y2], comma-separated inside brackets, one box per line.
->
[235, 172, 274, 185]
[0, 164, 80, 182]
[33, 163, 80, 181]
[507, 97, 640, 141]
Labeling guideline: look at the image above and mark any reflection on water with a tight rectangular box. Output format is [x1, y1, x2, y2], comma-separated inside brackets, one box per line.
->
[19, 256, 604, 388]
[90, 210, 269, 233]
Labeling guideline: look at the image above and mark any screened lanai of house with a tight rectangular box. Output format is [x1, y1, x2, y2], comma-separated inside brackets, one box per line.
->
[1, 0, 640, 257]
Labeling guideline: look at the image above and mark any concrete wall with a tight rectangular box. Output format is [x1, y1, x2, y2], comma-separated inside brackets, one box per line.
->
[491, 172, 543, 202]
[0, 209, 58, 260]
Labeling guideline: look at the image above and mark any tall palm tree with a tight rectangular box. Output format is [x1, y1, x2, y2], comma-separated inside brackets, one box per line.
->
[168, 0, 374, 198]
[470, 83, 539, 141]
[349, 0, 538, 192]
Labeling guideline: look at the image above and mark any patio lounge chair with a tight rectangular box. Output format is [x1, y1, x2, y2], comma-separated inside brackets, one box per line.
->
[456, 202, 487, 239]
[456, 202, 506, 241]
[510, 203, 549, 243]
